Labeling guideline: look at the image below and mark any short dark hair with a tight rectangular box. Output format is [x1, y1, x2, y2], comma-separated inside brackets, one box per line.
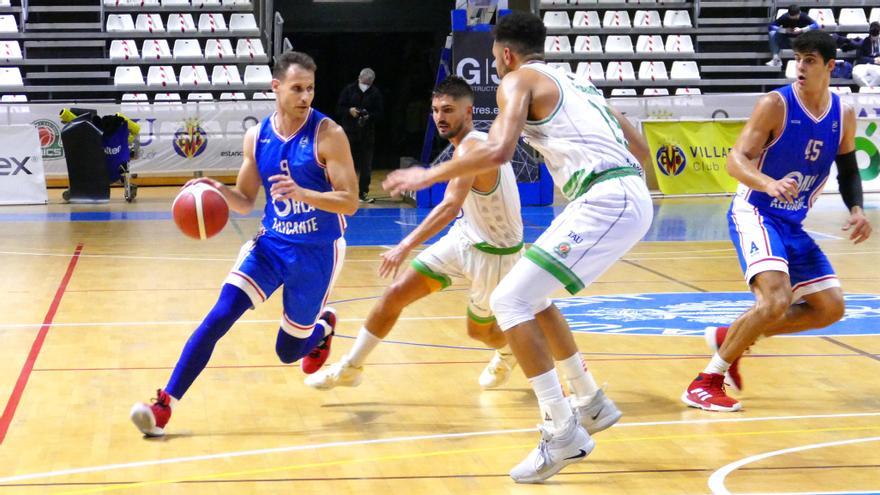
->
[792, 30, 837, 63]
[492, 11, 546, 57]
[432, 76, 474, 101]
[273, 51, 316, 79]
[787, 5, 800, 16]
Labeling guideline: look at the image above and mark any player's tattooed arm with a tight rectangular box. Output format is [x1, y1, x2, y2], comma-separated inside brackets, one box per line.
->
[727, 93, 798, 203]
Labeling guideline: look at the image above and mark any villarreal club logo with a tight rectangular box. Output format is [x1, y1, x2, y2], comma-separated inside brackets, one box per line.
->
[173, 118, 209, 159]
[656, 144, 686, 176]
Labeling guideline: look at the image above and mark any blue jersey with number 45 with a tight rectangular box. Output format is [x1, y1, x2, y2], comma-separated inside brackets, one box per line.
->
[738, 84, 842, 224]
[255, 109, 346, 244]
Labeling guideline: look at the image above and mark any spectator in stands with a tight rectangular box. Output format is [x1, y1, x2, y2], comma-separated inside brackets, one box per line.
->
[853, 22, 880, 88]
[766, 5, 819, 67]
[337, 68, 384, 203]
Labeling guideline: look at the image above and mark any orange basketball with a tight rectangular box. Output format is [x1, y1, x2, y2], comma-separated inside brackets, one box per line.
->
[172, 182, 229, 240]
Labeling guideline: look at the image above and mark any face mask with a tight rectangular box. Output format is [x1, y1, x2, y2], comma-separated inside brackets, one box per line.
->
[358, 83, 370, 92]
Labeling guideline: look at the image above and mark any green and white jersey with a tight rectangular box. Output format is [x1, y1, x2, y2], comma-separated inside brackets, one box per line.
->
[453, 130, 523, 253]
[520, 62, 643, 200]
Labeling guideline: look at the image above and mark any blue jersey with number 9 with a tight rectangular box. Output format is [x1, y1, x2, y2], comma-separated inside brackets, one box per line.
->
[255, 109, 347, 244]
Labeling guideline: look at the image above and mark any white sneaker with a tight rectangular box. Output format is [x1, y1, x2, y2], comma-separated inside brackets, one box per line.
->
[509, 415, 595, 484]
[479, 351, 518, 389]
[570, 389, 622, 435]
[304, 359, 363, 390]
[766, 57, 782, 67]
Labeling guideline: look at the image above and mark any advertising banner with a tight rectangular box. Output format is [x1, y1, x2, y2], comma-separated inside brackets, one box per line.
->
[644, 119, 744, 195]
[452, 30, 499, 121]
[0, 125, 48, 205]
[825, 118, 880, 194]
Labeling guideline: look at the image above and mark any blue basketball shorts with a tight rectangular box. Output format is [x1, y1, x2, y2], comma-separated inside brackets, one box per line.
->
[728, 196, 839, 300]
[224, 231, 346, 337]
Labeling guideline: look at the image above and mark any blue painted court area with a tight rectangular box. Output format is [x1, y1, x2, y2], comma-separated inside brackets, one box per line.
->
[556, 292, 880, 337]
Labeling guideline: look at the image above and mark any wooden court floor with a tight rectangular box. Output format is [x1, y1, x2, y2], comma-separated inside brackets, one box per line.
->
[0, 188, 878, 495]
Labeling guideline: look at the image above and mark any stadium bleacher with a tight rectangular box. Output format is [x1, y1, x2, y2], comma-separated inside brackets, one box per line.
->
[539, 0, 870, 96]
[0, 0, 271, 102]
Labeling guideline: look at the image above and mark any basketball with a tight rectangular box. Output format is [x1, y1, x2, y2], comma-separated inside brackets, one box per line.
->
[172, 182, 229, 240]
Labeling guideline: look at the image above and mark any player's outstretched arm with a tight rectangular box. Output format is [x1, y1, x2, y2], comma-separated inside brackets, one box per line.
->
[836, 104, 872, 243]
[727, 93, 799, 203]
[382, 72, 530, 195]
[269, 120, 359, 216]
[379, 173, 473, 279]
[188, 126, 261, 215]
[610, 106, 651, 169]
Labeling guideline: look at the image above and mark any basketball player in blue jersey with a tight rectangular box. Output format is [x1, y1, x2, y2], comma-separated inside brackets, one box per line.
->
[682, 31, 872, 412]
[130, 51, 359, 437]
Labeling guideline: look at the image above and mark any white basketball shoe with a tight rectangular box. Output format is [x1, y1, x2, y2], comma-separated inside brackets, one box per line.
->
[479, 350, 518, 389]
[509, 415, 595, 483]
[304, 358, 363, 390]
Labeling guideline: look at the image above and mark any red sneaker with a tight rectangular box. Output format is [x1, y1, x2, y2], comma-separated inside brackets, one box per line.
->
[301, 307, 336, 374]
[130, 389, 173, 437]
[705, 326, 743, 393]
[681, 373, 741, 412]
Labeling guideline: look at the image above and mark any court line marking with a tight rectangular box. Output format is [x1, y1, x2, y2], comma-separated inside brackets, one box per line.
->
[0, 243, 82, 444]
[0, 412, 877, 487]
[41, 424, 880, 495]
[805, 228, 845, 240]
[708, 436, 880, 495]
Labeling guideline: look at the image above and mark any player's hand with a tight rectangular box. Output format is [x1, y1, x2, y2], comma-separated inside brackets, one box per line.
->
[378, 244, 410, 279]
[184, 177, 224, 190]
[382, 167, 432, 196]
[792, 27, 802, 35]
[349, 107, 359, 118]
[764, 177, 799, 203]
[269, 174, 306, 203]
[842, 209, 872, 244]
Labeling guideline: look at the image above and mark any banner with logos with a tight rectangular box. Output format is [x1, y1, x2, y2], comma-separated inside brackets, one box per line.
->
[452, 31, 499, 121]
[643, 119, 744, 195]
[0, 125, 48, 205]
[0, 101, 277, 176]
[824, 118, 880, 194]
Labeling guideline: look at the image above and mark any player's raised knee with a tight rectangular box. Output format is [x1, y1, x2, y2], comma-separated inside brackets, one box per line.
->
[756, 291, 791, 321]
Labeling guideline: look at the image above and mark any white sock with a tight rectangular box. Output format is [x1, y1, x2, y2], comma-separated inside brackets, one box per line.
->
[530, 368, 572, 432]
[703, 353, 731, 375]
[497, 344, 513, 356]
[345, 326, 382, 367]
[557, 353, 600, 403]
[168, 394, 179, 410]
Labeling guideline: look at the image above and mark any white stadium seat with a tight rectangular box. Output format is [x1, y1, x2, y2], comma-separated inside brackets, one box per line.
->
[830, 86, 852, 94]
[663, 10, 692, 27]
[253, 91, 276, 100]
[135, 14, 164, 33]
[179, 65, 210, 86]
[0, 67, 23, 86]
[236, 38, 265, 60]
[109, 39, 139, 60]
[838, 8, 868, 28]
[223, 0, 252, 5]
[205, 39, 235, 60]
[605, 35, 633, 54]
[0, 41, 22, 61]
[212, 64, 242, 85]
[603, 10, 631, 28]
[643, 88, 670, 96]
[676, 87, 702, 95]
[670, 61, 700, 80]
[606, 61, 636, 81]
[106, 14, 135, 32]
[572, 11, 600, 27]
[575, 62, 604, 82]
[665, 35, 694, 53]
[636, 35, 664, 53]
[142, 39, 172, 60]
[785, 60, 797, 79]
[121, 93, 149, 101]
[544, 36, 572, 53]
[154, 92, 182, 103]
[574, 36, 602, 53]
[808, 8, 836, 28]
[220, 91, 246, 100]
[542, 11, 571, 28]
[229, 13, 258, 33]
[162, 0, 190, 6]
[198, 13, 228, 33]
[871, 9, 880, 24]
[114, 66, 145, 87]
[147, 65, 178, 87]
[638, 61, 668, 80]
[167, 13, 196, 33]
[0, 94, 27, 102]
[858, 86, 880, 93]
[633, 10, 661, 28]
[192, 0, 221, 6]
[0, 15, 16, 32]
[610, 88, 637, 96]
[244, 65, 272, 86]
[187, 92, 215, 101]
[548, 62, 573, 75]
[173, 39, 203, 60]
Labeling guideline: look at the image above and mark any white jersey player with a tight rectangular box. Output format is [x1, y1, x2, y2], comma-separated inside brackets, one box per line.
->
[306, 76, 524, 391]
[384, 12, 654, 484]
